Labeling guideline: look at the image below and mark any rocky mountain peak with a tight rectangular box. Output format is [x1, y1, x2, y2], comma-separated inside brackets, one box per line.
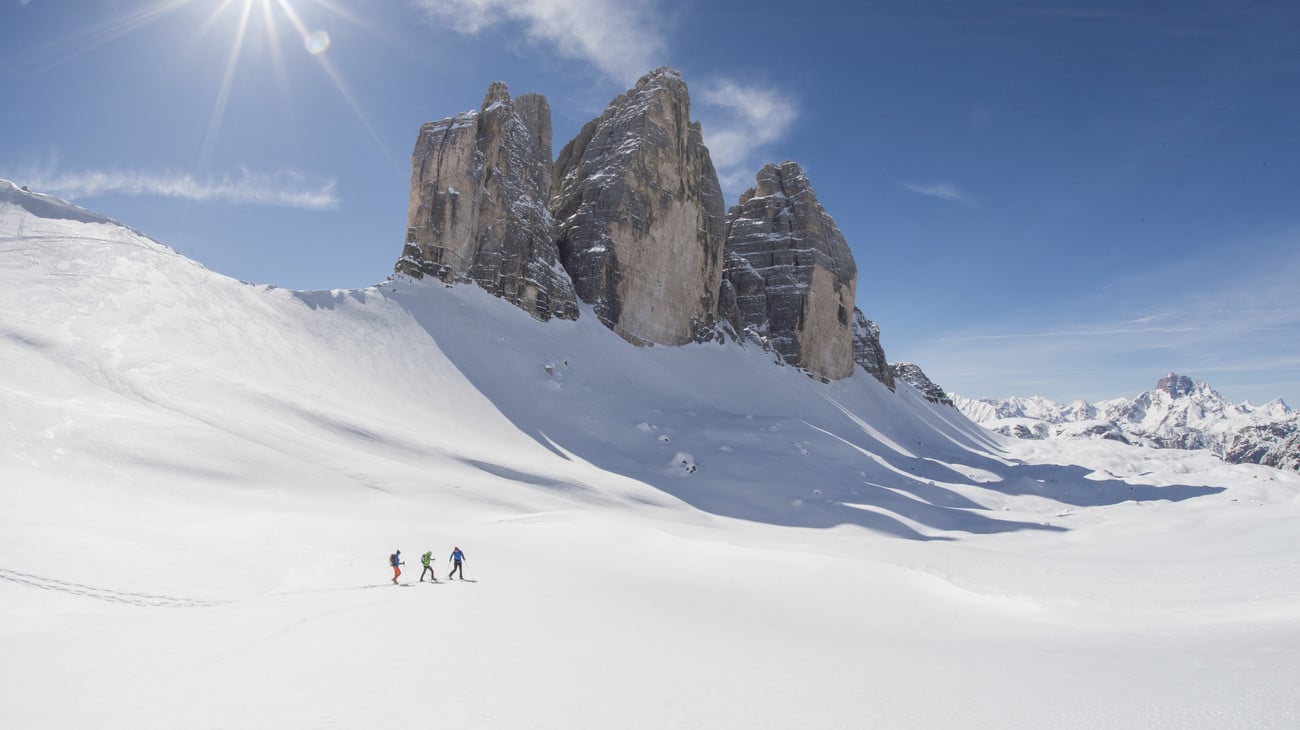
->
[1155, 372, 1196, 399]
[550, 67, 725, 346]
[398, 81, 578, 321]
[720, 161, 858, 380]
[514, 93, 552, 162]
[637, 66, 684, 87]
[481, 80, 511, 108]
[741, 160, 812, 205]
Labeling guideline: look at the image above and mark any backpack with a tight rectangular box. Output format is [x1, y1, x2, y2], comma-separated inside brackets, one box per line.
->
[390, 553, 400, 567]
[422, 551, 432, 566]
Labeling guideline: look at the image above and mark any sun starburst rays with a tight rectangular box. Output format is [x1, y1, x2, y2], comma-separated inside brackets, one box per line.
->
[258, 0, 293, 107]
[199, 0, 255, 168]
[7, 0, 401, 180]
[0, 0, 192, 91]
[271, 0, 404, 176]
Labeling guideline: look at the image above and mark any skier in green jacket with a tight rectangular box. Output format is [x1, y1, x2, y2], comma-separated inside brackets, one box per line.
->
[420, 550, 436, 582]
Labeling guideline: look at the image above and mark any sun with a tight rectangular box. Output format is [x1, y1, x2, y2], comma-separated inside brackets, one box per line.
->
[11, 0, 395, 173]
[188, 0, 399, 173]
[195, 0, 347, 166]
[7, 0, 404, 176]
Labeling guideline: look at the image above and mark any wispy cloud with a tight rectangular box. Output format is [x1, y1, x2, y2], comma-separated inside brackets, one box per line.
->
[901, 226, 1300, 404]
[410, 0, 665, 85]
[939, 325, 1202, 342]
[902, 182, 984, 209]
[22, 168, 340, 210]
[696, 78, 799, 195]
[1018, 7, 1128, 20]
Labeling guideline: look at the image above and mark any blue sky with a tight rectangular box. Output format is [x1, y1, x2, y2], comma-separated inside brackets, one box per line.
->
[2, 0, 1298, 406]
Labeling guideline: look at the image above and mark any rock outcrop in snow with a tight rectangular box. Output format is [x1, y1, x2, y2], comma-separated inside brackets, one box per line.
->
[954, 372, 1300, 471]
[550, 67, 727, 346]
[891, 362, 953, 406]
[719, 162, 857, 381]
[398, 82, 578, 321]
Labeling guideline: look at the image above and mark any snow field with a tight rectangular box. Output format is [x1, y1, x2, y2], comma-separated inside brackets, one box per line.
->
[2, 182, 1299, 728]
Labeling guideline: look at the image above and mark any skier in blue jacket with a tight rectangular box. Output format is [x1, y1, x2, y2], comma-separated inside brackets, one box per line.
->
[448, 546, 466, 580]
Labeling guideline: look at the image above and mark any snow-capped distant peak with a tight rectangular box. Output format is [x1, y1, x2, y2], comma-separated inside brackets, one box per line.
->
[954, 373, 1300, 471]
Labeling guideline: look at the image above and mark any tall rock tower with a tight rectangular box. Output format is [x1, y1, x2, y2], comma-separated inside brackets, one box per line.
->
[398, 82, 578, 321]
[550, 67, 727, 346]
[719, 162, 858, 381]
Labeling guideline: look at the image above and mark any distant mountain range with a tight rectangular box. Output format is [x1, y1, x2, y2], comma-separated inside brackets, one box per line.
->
[953, 373, 1300, 471]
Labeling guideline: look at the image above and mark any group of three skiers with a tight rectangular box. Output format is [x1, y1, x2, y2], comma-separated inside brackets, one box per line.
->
[390, 547, 466, 584]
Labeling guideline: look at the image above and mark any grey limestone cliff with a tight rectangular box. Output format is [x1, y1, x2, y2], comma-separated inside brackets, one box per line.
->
[398, 82, 578, 321]
[720, 161, 858, 380]
[550, 67, 727, 346]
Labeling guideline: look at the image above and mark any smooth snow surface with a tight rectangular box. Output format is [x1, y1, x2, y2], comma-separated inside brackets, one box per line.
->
[2, 181, 1299, 728]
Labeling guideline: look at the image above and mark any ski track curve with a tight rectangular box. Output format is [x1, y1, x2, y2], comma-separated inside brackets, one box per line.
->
[0, 567, 227, 608]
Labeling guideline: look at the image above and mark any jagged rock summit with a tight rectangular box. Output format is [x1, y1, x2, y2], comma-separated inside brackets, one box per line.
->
[550, 67, 727, 346]
[399, 81, 578, 321]
[393, 69, 922, 392]
[1155, 372, 1196, 399]
[720, 161, 858, 381]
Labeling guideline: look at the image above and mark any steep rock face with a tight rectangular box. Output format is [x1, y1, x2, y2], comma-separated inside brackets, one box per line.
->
[550, 67, 726, 346]
[399, 82, 578, 321]
[721, 162, 857, 380]
[891, 362, 954, 406]
[850, 309, 894, 389]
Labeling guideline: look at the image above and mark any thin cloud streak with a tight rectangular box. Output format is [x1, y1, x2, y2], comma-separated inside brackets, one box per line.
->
[697, 78, 798, 167]
[940, 326, 1202, 342]
[902, 181, 983, 209]
[696, 78, 798, 197]
[410, 0, 665, 85]
[26, 168, 340, 210]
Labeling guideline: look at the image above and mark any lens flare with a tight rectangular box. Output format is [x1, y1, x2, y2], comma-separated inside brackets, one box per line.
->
[305, 29, 331, 55]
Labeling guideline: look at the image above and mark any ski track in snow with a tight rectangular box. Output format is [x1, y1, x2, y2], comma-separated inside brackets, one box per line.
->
[0, 567, 226, 608]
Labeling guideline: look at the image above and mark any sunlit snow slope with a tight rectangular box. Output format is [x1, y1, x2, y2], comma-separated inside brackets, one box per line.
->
[3, 181, 1298, 729]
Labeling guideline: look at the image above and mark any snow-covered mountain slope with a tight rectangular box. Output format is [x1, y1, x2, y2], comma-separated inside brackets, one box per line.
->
[954, 373, 1300, 471]
[3, 181, 1299, 729]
